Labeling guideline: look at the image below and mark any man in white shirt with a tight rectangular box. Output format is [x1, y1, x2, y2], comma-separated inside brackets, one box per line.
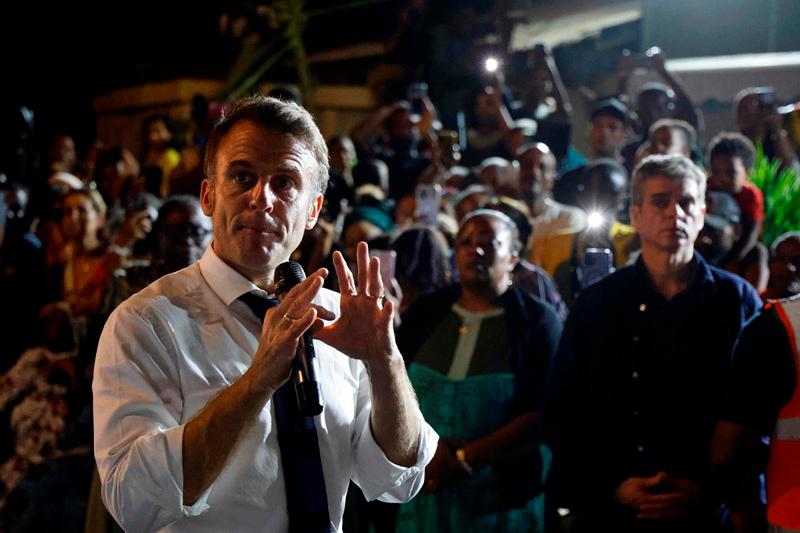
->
[515, 143, 586, 264]
[93, 96, 437, 532]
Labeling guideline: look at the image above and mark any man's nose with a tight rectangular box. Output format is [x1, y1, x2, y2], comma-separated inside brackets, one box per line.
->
[249, 178, 275, 211]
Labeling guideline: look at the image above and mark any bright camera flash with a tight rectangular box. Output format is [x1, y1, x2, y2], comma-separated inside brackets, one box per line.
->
[484, 57, 499, 73]
[587, 211, 605, 229]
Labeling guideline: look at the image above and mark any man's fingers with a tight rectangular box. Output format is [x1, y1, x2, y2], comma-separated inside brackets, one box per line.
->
[310, 304, 336, 321]
[277, 269, 326, 318]
[367, 255, 383, 298]
[356, 242, 369, 294]
[332, 251, 356, 295]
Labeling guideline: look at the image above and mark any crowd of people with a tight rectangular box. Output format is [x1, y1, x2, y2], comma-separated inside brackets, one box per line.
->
[1, 25, 800, 533]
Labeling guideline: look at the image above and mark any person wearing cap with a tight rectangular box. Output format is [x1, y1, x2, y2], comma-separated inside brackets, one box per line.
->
[697, 191, 768, 293]
[543, 155, 760, 532]
[617, 47, 704, 170]
[555, 98, 632, 220]
[587, 98, 632, 162]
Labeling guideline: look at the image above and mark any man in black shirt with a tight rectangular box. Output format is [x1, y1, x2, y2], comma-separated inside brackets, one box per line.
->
[544, 155, 761, 532]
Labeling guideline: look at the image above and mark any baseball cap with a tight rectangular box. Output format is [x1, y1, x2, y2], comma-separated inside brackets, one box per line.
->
[591, 97, 630, 124]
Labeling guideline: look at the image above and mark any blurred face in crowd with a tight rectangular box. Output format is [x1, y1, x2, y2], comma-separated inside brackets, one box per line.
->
[650, 126, 690, 157]
[737, 94, 770, 138]
[637, 89, 674, 131]
[455, 215, 518, 296]
[590, 115, 628, 158]
[386, 108, 416, 150]
[147, 119, 172, 149]
[631, 175, 705, 257]
[517, 144, 556, 205]
[156, 203, 213, 272]
[342, 220, 383, 267]
[769, 235, 800, 297]
[61, 191, 103, 244]
[696, 222, 737, 265]
[455, 191, 489, 223]
[479, 162, 518, 198]
[708, 155, 748, 194]
[474, 89, 497, 128]
[200, 121, 323, 284]
[50, 134, 77, 168]
[530, 69, 553, 103]
[329, 137, 356, 175]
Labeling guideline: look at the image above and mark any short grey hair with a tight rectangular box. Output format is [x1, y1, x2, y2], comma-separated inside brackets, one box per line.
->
[630, 154, 706, 207]
[204, 95, 329, 195]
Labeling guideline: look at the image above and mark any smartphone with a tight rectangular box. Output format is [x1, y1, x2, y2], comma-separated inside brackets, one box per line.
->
[371, 249, 397, 289]
[580, 248, 614, 289]
[415, 183, 441, 226]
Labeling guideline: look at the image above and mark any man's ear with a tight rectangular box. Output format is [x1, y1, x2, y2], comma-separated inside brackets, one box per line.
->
[697, 202, 706, 233]
[200, 179, 214, 215]
[629, 203, 641, 230]
[305, 193, 324, 230]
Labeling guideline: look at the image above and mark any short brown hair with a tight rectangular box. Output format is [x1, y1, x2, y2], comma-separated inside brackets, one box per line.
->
[204, 96, 329, 195]
[630, 154, 706, 207]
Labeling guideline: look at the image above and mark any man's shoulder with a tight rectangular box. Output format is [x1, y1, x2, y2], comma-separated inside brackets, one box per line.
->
[112, 263, 205, 320]
[704, 261, 759, 300]
[570, 264, 639, 314]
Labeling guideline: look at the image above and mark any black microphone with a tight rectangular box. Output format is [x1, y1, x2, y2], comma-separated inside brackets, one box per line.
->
[274, 261, 324, 417]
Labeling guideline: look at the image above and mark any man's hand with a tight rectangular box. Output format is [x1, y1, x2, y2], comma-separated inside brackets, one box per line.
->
[316, 242, 396, 365]
[246, 268, 332, 394]
[614, 472, 702, 520]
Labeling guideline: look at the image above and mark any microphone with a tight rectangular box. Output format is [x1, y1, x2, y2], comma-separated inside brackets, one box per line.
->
[274, 261, 324, 417]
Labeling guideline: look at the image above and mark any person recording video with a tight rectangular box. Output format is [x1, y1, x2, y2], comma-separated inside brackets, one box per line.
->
[93, 96, 437, 533]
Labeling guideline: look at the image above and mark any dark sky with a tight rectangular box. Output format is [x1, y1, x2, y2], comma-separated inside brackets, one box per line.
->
[1, 1, 397, 145]
[2, 2, 228, 141]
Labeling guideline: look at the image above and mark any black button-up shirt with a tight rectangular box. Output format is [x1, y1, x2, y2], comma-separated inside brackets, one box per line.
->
[544, 253, 761, 526]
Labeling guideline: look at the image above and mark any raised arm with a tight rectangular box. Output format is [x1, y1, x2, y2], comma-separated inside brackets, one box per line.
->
[317, 244, 424, 466]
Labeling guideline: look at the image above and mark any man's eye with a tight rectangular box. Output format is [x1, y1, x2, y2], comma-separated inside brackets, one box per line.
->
[233, 172, 253, 184]
[273, 175, 294, 191]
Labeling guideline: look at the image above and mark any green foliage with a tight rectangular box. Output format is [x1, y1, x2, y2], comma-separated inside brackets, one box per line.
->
[748, 144, 800, 247]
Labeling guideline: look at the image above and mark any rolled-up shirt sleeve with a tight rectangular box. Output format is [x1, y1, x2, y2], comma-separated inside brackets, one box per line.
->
[93, 305, 211, 532]
[349, 363, 438, 503]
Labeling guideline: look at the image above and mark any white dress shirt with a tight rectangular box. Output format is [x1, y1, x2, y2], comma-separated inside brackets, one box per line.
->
[93, 246, 438, 533]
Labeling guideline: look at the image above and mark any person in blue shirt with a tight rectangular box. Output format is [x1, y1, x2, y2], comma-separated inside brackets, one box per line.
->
[543, 155, 761, 532]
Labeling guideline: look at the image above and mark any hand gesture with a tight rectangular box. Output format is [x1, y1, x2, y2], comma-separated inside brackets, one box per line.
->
[248, 268, 332, 393]
[316, 242, 396, 364]
[614, 471, 702, 520]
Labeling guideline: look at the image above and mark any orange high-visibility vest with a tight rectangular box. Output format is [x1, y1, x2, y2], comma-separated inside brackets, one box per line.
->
[766, 295, 800, 531]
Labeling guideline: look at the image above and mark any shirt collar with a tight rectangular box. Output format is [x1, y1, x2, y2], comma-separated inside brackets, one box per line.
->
[198, 245, 266, 306]
[633, 250, 715, 301]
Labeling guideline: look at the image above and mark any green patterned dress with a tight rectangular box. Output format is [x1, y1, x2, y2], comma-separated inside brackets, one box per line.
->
[396, 306, 549, 533]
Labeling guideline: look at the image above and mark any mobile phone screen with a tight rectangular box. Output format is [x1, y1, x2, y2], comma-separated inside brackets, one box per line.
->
[415, 184, 441, 226]
[371, 249, 397, 288]
[580, 248, 614, 289]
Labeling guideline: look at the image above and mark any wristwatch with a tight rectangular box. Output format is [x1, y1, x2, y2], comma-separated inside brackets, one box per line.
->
[454, 448, 473, 475]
